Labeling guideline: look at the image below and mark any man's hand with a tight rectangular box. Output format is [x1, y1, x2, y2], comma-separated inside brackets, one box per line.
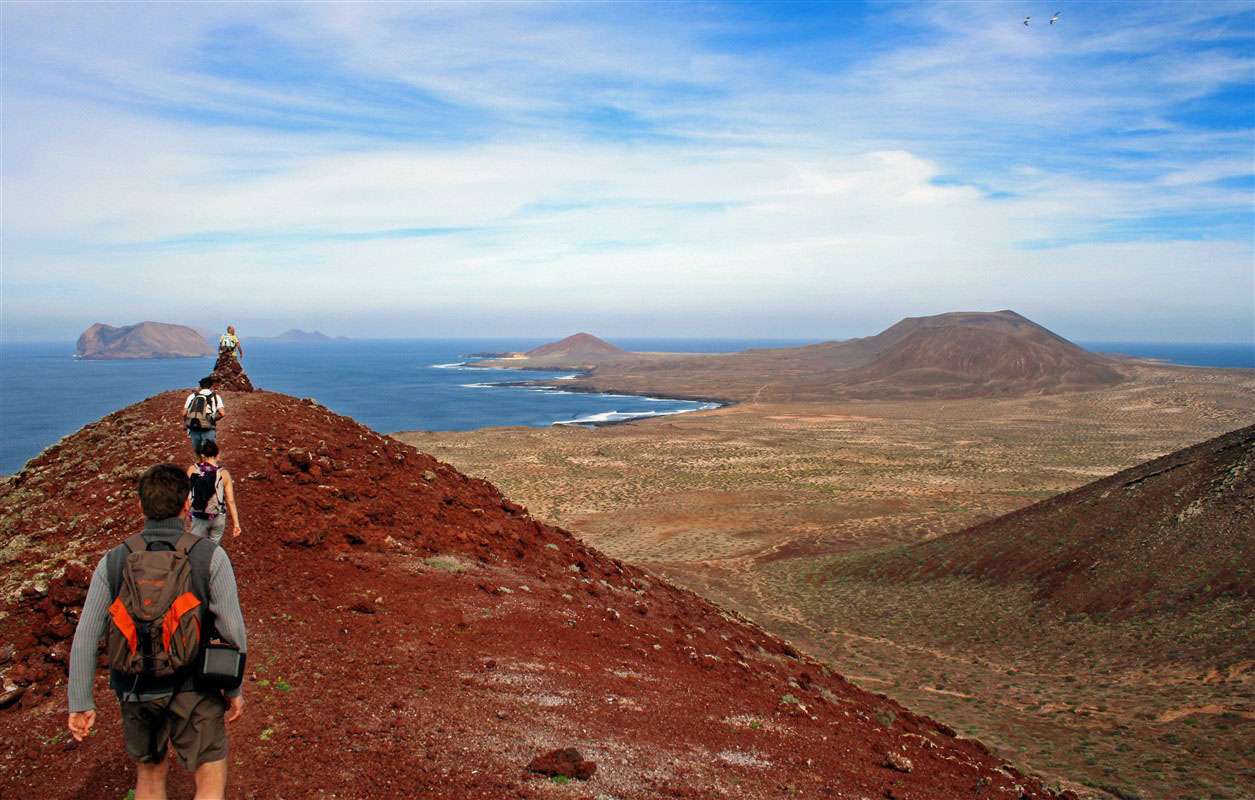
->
[232, 523, 242, 538]
[224, 694, 244, 724]
[68, 710, 96, 741]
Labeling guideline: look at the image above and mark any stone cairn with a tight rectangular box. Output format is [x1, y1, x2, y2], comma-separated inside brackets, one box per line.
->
[209, 350, 255, 393]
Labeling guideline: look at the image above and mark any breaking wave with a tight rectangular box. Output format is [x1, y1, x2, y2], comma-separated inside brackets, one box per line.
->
[553, 403, 720, 426]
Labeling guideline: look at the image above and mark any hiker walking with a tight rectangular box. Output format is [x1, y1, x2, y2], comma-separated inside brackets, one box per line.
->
[67, 463, 247, 800]
[187, 440, 242, 544]
[218, 326, 242, 361]
[183, 376, 224, 456]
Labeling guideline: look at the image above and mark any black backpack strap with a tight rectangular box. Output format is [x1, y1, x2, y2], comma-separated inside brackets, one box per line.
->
[105, 541, 133, 597]
[139, 692, 179, 762]
[174, 532, 200, 557]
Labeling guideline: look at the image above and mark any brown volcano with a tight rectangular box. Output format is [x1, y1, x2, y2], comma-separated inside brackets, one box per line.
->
[0, 385, 1074, 798]
[566, 310, 1125, 402]
[838, 313, 1125, 398]
[835, 423, 1255, 620]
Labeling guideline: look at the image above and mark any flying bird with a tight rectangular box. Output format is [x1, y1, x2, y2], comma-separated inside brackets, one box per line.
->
[1050, 11, 1060, 24]
[1024, 16, 1031, 25]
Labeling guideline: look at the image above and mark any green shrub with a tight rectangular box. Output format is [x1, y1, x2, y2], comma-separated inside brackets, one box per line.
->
[424, 555, 468, 572]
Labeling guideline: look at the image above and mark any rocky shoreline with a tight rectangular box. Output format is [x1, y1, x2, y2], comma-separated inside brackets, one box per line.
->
[483, 376, 730, 427]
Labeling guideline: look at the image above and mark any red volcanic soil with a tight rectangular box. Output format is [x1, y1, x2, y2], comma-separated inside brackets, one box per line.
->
[844, 424, 1255, 619]
[525, 333, 627, 359]
[0, 384, 1075, 799]
[76, 322, 215, 360]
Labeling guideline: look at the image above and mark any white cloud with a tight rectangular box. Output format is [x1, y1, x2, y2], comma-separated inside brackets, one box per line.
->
[1, 1, 1251, 341]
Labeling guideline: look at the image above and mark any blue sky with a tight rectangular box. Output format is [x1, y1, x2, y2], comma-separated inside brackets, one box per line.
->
[2, 1, 1252, 342]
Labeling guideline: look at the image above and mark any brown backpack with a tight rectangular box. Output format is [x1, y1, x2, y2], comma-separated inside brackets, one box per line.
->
[183, 390, 218, 432]
[106, 533, 205, 679]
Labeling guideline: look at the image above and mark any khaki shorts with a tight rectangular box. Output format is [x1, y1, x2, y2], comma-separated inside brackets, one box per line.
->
[190, 514, 226, 543]
[120, 690, 227, 770]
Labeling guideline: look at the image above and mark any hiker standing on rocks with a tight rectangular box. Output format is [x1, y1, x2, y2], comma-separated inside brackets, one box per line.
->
[67, 463, 247, 800]
[218, 326, 242, 361]
[183, 376, 224, 457]
[187, 440, 242, 544]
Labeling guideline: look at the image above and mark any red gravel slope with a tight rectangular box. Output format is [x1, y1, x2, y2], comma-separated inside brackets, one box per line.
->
[0, 387, 1075, 800]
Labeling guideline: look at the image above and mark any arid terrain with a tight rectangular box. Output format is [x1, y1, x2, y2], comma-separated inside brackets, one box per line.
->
[398, 360, 1255, 799]
[0, 384, 1078, 800]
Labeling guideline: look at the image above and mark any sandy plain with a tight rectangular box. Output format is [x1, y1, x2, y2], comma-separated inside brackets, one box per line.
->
[395, 362, 1255, 799]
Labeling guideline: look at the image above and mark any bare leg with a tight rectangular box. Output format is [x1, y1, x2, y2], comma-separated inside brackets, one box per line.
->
[193, 758, 228, 799]
[135, 760, 169, 800]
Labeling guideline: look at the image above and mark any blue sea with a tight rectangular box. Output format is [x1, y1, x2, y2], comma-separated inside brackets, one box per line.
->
[2, 338, 1250, 475]
[1075, 341, 1255, 370]
[0, 338, 811, 475]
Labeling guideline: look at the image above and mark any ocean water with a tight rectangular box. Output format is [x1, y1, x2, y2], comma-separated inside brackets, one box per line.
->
[1076, 341, 1255, 370]
[0, 338, 811, 475]
[3, 337, 1249, 475]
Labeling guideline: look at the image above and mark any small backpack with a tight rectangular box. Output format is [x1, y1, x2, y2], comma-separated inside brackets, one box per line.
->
[184, 391, 216, 431]
[190, 463, 222, 517]
[106, 533, 205, 680]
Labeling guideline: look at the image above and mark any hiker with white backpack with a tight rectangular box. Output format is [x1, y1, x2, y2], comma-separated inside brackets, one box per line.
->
[182, 376, 224, 457]
[218, 325, 242, 361]
[187, 440, 242, 543]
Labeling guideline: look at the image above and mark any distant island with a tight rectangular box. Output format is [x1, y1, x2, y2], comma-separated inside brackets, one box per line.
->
[76, 321, 215, 359]
[249, 329, 349, 344]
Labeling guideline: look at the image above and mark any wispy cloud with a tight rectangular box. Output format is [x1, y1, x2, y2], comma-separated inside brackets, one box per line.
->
[2, 1, 1251, 341]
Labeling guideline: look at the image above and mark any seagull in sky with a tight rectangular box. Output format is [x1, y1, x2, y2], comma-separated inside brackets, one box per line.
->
[1050, 11, 1060, 24]
[1024, 16, 1031, 25]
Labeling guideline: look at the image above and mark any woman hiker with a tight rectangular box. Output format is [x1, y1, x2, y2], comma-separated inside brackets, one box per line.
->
[187, 440, 243, 543]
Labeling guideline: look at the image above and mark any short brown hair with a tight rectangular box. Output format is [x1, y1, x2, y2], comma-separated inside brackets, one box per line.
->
[138, 463, 190, 520]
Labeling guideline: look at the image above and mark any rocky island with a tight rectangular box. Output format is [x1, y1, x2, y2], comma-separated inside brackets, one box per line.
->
[249, 328, 349, 343]
[75, 321, 215, 359]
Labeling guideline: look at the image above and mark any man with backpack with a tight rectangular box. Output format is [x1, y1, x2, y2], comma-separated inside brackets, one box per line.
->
[67, 463, 247, 800]
[218, 326, 242, 361]
[183, 376, 224, 457]
[187, 440, 242, 543]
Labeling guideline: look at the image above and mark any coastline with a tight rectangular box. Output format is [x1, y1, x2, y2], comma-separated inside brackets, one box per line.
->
[443, 360, 730, 428]
[488, 378, 732, 409]
[463, 378, 727, 428]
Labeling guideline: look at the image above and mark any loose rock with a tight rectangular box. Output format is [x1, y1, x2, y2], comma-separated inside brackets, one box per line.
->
[526, 748, 597, 780]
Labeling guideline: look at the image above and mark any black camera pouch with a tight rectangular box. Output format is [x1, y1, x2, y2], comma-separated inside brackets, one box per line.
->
[194, 642, 246, 691]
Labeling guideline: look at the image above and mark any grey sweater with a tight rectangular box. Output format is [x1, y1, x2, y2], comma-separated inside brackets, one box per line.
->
[67, 518, 248, 712]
